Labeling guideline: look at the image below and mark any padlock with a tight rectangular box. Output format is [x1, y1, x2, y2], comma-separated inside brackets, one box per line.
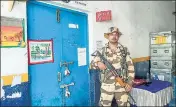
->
[65, 87, 70, 97]
[64, 67, 70, 76]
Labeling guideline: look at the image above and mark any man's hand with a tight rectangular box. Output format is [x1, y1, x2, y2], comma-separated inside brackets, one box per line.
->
[97, 61, 107, 70]
[125, 84, 132, 92]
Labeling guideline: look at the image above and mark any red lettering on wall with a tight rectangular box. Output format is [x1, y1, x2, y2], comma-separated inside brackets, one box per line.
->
[96, 10, 112, 22]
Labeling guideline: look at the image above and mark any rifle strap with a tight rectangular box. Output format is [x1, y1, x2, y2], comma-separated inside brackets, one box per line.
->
[99, 47, 107, 83]
[118, 43, 128, 79]
[102, 47, 107, 60]
[102, 47, 107, 73]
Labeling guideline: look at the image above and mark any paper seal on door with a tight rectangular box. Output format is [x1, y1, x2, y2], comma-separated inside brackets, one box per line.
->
[77, 48, 86, 66]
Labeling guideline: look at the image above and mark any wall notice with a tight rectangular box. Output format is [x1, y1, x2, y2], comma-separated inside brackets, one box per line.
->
[0, 16, 26, 48]
[77, 48, 86, 66]
[96, 40, 103, 51]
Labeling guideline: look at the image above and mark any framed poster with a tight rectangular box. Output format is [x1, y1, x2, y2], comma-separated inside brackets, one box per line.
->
[28, 39, 54, 64]
[1, 16, 26, 48]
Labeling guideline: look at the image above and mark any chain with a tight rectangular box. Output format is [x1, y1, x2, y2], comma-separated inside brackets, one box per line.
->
[61, 88, 64, 106]
[118, 43, 128, 79]
[61, 88, 66, 106]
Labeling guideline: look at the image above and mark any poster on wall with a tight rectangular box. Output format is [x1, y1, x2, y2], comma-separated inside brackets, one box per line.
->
[0, 16, 26, 48]
[28, 39, 54, 65]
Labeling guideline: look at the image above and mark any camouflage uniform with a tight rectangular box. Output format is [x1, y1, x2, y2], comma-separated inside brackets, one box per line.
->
[90, 43, 135, 106]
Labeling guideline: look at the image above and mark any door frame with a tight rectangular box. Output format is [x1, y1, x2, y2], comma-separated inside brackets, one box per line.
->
[27, 0, 91, 105]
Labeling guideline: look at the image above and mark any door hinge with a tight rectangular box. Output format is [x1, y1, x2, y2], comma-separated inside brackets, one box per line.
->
[56, 9, 60, 22]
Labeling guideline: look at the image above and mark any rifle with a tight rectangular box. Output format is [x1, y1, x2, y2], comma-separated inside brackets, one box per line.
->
[92, 50, 136, 105]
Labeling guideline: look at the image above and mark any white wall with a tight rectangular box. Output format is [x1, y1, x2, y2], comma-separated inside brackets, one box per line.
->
[89, 1, 175, 58]
[1, 1, 175, 76]
[1, 1, 27, 76]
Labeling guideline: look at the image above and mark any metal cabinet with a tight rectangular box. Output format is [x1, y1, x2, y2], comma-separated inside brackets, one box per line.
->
[150, 56, 176, 69]
[150, 31, 176, 45]
[150, 44, 175, 57]
[149, 31, 176, 84]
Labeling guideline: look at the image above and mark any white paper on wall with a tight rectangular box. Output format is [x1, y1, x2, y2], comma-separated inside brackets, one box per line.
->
[96, 40, 103, 51]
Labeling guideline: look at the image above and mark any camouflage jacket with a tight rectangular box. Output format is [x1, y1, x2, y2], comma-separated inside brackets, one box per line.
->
[89, 43, 135, 86]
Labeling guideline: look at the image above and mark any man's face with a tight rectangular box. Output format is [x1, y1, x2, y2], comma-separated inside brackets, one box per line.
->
[108, 32, 119, 43]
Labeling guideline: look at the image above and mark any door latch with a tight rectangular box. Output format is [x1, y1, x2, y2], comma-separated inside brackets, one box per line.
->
[58, 72, 61, 82]
[60, 82, 74, 98]
[56, 9, 60, 22]
[60, 61, 74, 67]
[60, 61, 74, 76]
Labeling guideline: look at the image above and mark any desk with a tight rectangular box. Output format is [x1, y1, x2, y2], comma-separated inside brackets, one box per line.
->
[130, 80, 173, 106]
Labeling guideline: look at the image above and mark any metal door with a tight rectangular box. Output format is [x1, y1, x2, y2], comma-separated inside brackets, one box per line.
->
[27, 1, 89, 106]
[59, 9, 89, 106]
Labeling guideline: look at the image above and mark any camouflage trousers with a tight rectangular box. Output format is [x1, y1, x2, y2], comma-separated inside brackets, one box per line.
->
[99, 82, 130, 106]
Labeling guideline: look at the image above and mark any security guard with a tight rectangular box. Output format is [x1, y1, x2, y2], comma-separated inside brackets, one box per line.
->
[90, 27, 135, 106]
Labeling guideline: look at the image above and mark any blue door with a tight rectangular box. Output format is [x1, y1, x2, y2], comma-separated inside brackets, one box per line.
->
[27, 1, 89, 106]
